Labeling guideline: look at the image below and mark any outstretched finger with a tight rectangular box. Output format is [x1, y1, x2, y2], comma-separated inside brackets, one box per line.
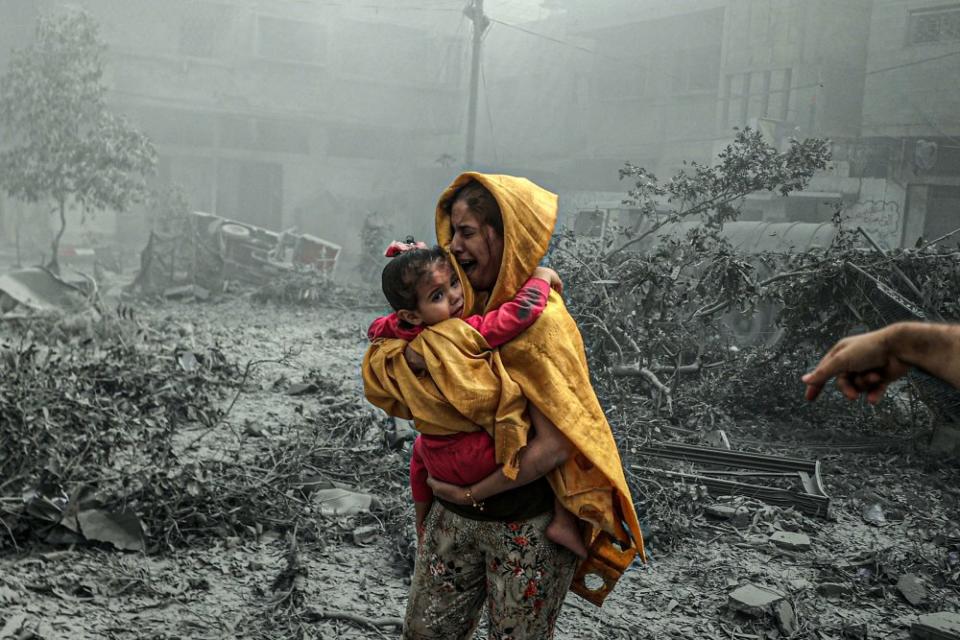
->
[836, 374, 862, 401]
[866, 383, 889, 405]
[804, 381, 825, 402]
[802, 349, 848, 390]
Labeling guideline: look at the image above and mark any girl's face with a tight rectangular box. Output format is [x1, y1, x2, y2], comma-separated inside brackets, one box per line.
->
[398, 260, 464, 326]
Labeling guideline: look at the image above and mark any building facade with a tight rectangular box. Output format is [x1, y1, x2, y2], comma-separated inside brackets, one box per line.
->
[483, 0, 958, 249]
[0, 0, 470, 272]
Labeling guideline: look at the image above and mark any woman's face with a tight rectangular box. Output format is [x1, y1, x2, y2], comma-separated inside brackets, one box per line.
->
[448, 200, 504, 293]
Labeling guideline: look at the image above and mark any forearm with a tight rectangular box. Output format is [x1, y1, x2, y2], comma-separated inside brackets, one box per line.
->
[887, 322, 960, 389]
[470, 406, 573, 501]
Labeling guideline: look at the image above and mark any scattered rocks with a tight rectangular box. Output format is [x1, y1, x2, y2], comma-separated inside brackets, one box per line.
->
[704, 504, 738, 520]
[728, 584, 784, 616]
[912, 612, 960, 640]
[897, 573, 927, 607]
[286, 382, 320, 396]
[704, 504, 752, 527]
[788, 578, 812, 592]
[862, 503, 886, 526]
[769, 531, 811, 552]
[775, 600, 796, 635]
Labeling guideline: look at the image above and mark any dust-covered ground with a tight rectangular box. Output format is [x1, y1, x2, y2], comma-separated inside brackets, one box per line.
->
[2, 296, 959, 639]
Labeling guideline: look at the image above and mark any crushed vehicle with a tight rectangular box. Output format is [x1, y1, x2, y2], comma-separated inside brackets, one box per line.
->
[130, 211, 341, 298]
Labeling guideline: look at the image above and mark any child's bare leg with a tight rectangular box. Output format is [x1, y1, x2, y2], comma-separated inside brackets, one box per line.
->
[546, 498, 587, 559]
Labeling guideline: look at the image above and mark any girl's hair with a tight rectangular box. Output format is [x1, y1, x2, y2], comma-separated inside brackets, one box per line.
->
[381, 244, 447, 311]
[441, 180, 503, 237]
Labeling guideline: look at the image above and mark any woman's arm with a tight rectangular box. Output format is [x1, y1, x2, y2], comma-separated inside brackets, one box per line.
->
[803, 322, 960, 403]
[426, 404, 574, 504]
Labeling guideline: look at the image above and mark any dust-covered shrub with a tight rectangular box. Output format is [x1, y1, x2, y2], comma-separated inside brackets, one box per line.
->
[552, 128, 960, 437]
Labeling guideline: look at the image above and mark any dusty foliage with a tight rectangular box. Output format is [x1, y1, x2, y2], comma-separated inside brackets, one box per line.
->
[0, 311, 404, 557]
[0, 313, 231, 549]
[552, 129, 960, 436]
[552, 130, 828, 375]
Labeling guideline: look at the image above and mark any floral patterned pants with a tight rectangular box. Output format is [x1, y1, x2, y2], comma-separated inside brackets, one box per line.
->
[403, 502, 578, 640]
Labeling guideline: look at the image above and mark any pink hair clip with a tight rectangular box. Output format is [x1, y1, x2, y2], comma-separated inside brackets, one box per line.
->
[384, 239, 428, 257]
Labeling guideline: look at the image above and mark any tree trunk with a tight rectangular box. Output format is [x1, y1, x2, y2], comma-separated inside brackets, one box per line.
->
[48, 198, 66, 274]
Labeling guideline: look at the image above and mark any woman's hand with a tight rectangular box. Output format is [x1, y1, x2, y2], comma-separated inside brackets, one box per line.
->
[426, 476, 472, 505]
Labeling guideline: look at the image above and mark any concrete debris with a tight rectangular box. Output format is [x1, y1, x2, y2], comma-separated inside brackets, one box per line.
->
[897, 573, 927, 607]
[728, 584, 784, 617]
[841, 623, 870, 639]
[702, 429, 731, 449]
[0, 267, 93, 316]
[286, 382, 320, 396]
[788, 578, 812, 592]
[775, 600, 796, 636]
[704, 504, 739, 520]
[769, 531, 812, 552]
[862, 503, 886, 526]
[703, 504, 753, 529]
[912, 612, 960, 640]
[163, 284, 211, 300]
[817, 582, 852, 598]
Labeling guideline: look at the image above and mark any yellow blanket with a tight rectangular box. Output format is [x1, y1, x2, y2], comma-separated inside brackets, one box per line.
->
[362, 319, 530, 479]
[362, 172, 645, 605]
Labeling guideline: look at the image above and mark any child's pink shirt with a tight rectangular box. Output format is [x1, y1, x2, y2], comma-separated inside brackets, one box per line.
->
[367, 276, 551, 502]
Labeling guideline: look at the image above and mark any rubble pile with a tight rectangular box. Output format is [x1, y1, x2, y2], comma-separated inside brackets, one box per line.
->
[0, 310, 407, 559]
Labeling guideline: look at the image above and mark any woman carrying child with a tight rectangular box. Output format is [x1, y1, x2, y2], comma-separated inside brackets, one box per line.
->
[362, 174, 645, 639]
[367, 240, 587, 559]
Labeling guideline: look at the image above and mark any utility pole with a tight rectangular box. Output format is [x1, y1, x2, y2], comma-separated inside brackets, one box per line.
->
[464, 0, 488, 168]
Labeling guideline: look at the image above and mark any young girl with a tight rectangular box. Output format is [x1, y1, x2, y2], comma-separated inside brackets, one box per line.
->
[368, 239, 587, 559]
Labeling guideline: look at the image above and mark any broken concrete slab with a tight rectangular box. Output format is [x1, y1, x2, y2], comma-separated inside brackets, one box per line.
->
[0, 267, 91, 315]
[912, 612, 960, 640]
[704, 504, 738, 519]
[704, 503, 753, 528]
[775, 600, 796, 636]
[770, 531, 812, 552]
[729, 584, 784, 616]
[286, 382, 319, 396]
[897, 573, 927, 607]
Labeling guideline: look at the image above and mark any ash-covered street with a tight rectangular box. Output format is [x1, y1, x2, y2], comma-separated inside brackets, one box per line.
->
[2, 1, 960, 639]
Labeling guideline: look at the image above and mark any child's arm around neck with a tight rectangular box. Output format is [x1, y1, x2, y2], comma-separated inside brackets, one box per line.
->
[462, 267, 557, 348]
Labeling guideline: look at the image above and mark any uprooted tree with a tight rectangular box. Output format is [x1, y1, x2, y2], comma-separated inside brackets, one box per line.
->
[0, 11, 156, 273]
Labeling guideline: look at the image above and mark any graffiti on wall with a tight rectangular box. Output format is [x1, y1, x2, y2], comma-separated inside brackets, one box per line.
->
[843, 200, 902, 249]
